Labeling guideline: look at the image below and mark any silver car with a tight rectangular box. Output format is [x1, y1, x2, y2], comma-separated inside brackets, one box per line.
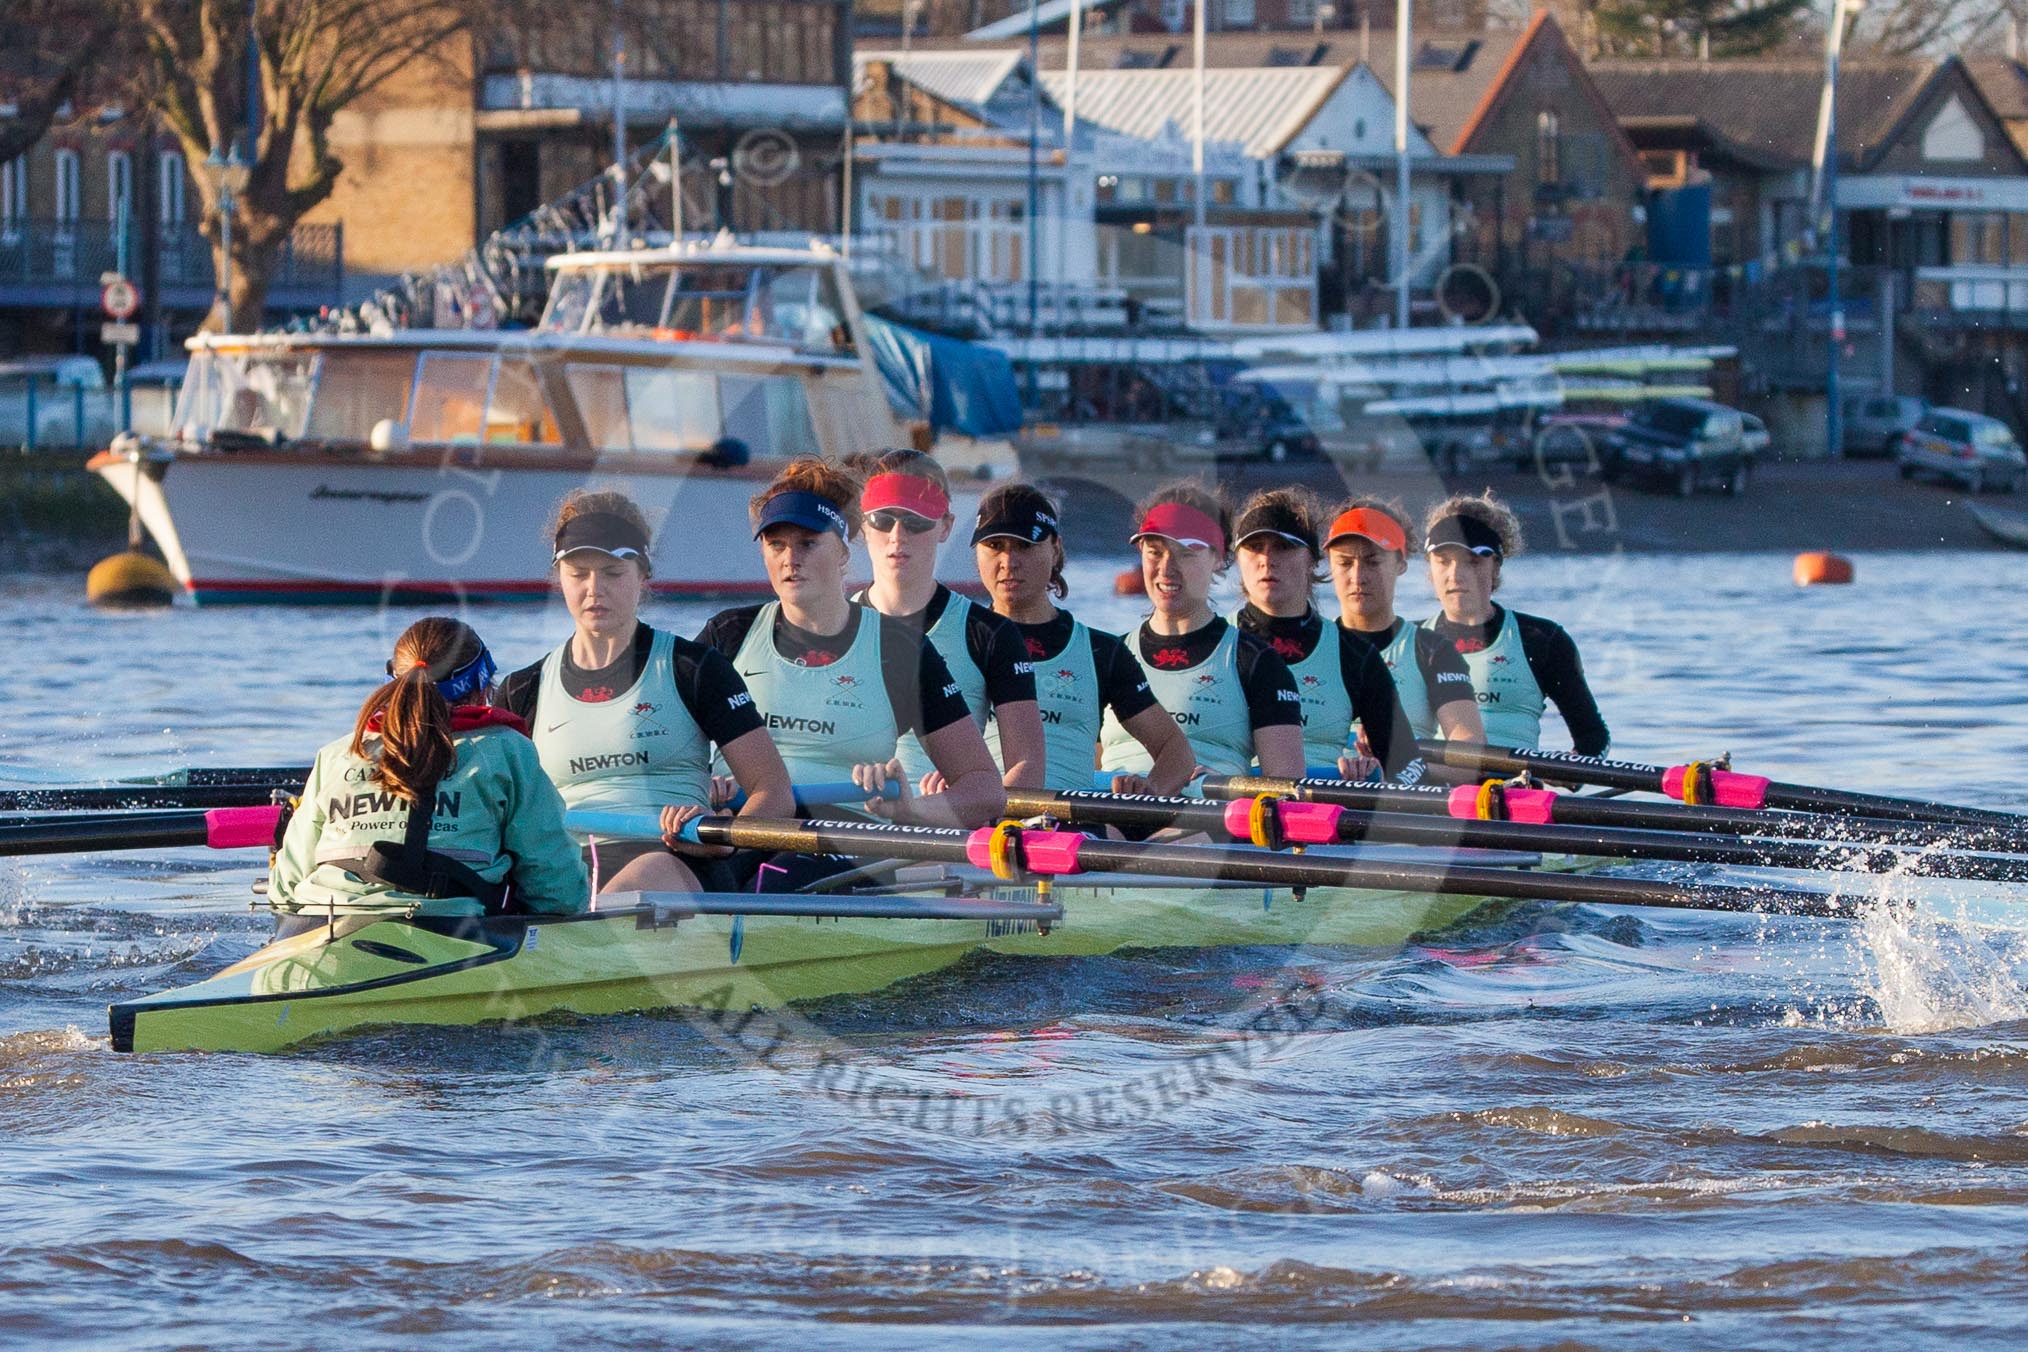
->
[1844, 394, 1927, 458]
[1896, 408, 2026, 493]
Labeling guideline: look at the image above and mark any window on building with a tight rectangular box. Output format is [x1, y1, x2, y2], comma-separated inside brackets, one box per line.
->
[1222, 0, 1255, 26]
[1287, 0, 1319, 27]
[1536, 110, 1561, 186]
[54, 148, 81, 226]
[1161, 0, 1186, 32]
[160, 151, 186, 225]
[107, 150, 132, 227]
[0, 157, 25, 235]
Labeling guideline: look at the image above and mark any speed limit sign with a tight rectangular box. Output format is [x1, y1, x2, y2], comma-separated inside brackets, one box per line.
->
[101, 275, 140, 320]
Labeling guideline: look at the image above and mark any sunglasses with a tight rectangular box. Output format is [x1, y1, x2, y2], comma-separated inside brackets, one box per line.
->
[866, 510, 940, 536]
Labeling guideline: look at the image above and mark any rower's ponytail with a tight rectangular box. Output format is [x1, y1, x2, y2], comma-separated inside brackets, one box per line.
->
[350, 616, 481, 804]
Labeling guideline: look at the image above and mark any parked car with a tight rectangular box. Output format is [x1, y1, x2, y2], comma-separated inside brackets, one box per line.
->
[0, 356, 118, 449]
[1844, 394, 1928, 458]
[1213, 390, 1322, 464]
[1895, 408, 2026, 493]
[1524, 411, 1625, 474]
[1603, 397, 1759, 496]
[1741, 411, 1770, 457]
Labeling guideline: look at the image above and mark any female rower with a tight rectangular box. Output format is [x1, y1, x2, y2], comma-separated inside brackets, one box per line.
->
[696, 457, 1005, 849]
[972, 482, 1195, 795]
[1419, 492, 1610, 755]
[271, 617, 586, 931]
[1229, 486, 1415, 779]
[1322, 496, 1485, 749]
[498, 491, 794, 894]
[1098, 481, 1306, 782]
[849, 448, 1046, 791]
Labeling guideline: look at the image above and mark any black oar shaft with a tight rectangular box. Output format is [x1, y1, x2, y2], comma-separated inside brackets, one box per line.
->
[695, 817, 1858, 920]
[0, 813, 209, 857]
[0, 784, 293, 812]
[1417, 740, 2028, 834]
[1008, 791, 2028, 883]
[1205, 775, 2019, 853]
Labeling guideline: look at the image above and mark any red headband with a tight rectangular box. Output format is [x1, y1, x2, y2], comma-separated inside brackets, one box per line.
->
[1132, 501, 1226, 555]
[1324, 508, 1407, 554]
[861, 473, 950, 521]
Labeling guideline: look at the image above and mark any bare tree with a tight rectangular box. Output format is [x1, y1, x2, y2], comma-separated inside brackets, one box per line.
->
[0, 0, 120, 164]
[1851, 0, 2028, 56]
[129, 0, 479, 330]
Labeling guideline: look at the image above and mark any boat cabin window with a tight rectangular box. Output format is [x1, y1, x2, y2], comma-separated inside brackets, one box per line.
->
[176, 349, 316, 440]
[486, 359, 563, 446]
[594, 266, 674, 331]
[408, 353, 495, 443]
[561, 361, 820, 459]
[542, 260, 853, 356]
[624, 368, 722, 452]
[302, 350, 416, 443]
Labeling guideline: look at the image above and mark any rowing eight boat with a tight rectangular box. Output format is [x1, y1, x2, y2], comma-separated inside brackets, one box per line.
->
[110, 848, 1551, 1054]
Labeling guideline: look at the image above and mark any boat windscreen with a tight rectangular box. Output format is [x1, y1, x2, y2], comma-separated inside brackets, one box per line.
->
[178, 349, 317, 440]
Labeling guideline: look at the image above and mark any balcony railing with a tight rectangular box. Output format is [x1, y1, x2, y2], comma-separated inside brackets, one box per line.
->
[0, 217, 343, 310]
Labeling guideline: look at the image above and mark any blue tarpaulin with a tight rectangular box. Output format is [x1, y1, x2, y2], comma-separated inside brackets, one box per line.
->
[864, 315, 1024, 438]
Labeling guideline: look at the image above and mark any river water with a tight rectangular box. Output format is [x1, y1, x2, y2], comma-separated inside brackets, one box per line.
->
[4, 549, 2027, 1349]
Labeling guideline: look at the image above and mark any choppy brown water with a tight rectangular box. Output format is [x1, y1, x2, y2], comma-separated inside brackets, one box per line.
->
[4, 551, 2027, 1350]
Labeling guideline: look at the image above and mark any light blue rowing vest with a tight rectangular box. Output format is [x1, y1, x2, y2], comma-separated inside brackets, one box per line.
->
[1231, 608, 1352, 769]
[992, 617, 1101, 792]
[730, 602, 900, 781]
[1424, 608, 1543, 750]
[1100, 624, 1254, 778]
[858, 588, 990, 784]
[533, 628, 714, 835]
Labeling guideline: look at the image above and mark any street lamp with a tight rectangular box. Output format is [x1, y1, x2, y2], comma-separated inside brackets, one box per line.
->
[204, 144, 250, 332]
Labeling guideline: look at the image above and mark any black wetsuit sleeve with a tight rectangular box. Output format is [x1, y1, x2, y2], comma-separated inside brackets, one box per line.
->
[497, 659, 544, 723]
[670, 639, 766, 748]
[1414, 627, 1478, 712]
[878, 615, 975, 739]
[1092, 629, 1158, 720]
[1338, 630, 1404, 773]
[968, 607, 1039, 706]
[1234, 636, 1304, 729]
[1516, 614, 1610, 756]
[695, 605, 762, 660]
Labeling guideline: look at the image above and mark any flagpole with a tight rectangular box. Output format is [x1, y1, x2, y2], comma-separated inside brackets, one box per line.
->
[1065, 0, 1083, 142]
[1394, 0, 1411, 329]
[1192, 0, 1207, 230]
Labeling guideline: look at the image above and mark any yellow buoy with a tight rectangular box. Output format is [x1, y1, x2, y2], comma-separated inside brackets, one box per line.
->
[87, 551, 179, 609]
[1792, 551, 1855, 587]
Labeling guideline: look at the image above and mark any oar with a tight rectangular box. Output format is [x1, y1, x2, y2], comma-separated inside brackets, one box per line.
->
[1415, 740, 2028, 833]
[1009, 789, 2028, 884]
[572, 812, 1860, 920]
[0, 806, 282, 858]
[1202, 774, 2024, 853]
[0, 783, 301, 812]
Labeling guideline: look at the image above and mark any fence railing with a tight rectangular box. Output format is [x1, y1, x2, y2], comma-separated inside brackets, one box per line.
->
[0, 217, 343, 304]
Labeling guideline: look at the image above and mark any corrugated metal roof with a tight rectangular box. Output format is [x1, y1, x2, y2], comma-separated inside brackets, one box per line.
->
[964, 0, 1121, 42]
[854, 48, 1027, 114]
[1034, 65, 1347, 159]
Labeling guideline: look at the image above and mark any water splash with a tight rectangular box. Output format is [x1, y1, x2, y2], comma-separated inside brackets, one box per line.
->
[1851, 865, 2028, 1033]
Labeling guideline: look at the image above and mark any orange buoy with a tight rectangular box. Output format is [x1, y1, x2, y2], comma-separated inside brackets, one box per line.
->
[1793, 552, 1854, 587]
[1114, 566, 1146, 596]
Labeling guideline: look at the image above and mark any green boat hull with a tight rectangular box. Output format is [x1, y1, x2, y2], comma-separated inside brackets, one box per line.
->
[110, 874, 1512, 1054]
